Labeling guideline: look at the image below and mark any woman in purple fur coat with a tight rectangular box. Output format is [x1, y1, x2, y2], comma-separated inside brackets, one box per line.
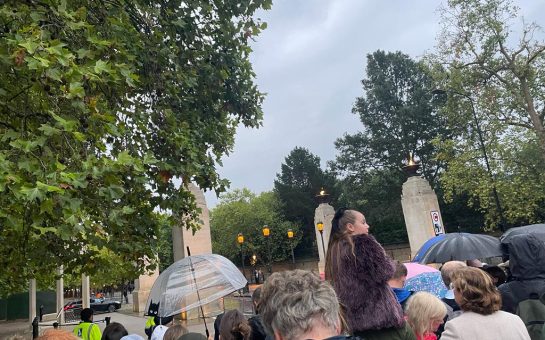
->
[325, 208, 415, 340]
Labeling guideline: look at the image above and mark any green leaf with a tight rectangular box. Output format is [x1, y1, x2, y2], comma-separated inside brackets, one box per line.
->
[39, 124, 61, 136]
[37, 181, 63, 193]
[68, 82, 85, 98]
[20, 186, 44, 201]
[94, 60, 111, 74]
[19, 41, 39, 54]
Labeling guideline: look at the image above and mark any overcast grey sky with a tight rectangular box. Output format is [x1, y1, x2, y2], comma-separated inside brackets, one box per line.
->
[204, 0, 545, 208]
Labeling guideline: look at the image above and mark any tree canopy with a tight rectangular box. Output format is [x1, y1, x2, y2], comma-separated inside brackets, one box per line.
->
[210, 189, 301, 270]
[431, 0, 545, 229]
[0, 0, 270, 296]
[274, 147, 337, 257]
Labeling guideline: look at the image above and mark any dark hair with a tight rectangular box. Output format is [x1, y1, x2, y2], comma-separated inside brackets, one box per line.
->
[219, 309, 251, 340]
[101, 322, 128, 340]
[251, 287, 262, 313]
[482, 265, 507, 287]
[451, 267, 501, 315]
[391, 260, 408, 280]
[325, 208, 358, 283]
[80, 308, 94, 322]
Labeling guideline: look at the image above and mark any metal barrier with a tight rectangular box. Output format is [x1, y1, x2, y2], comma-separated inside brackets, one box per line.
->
[222, 294, 254, 316]
[33, 317, 111, 338]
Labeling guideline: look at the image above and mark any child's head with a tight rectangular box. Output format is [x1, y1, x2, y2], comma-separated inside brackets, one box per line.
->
[405, 291, 447, 337]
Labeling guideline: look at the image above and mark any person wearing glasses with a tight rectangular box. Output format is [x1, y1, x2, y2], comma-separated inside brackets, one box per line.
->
[324, 208, 415, 340]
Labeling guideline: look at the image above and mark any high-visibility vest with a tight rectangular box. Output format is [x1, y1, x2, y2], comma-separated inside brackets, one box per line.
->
[73, 321, 101, 340]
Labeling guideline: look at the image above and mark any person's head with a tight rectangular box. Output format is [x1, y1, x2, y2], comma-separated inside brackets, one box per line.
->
[102, 322, 129, 340]
[451, 267, 501, 315]
[81, 308, 94, 322]
[405, 292, 447, 337]
[388, 261, 408, 288]
[466, 259, 483, 268]
[260, 270, 342, 340]
[482, 265, 507, 287]
[219, 309, 251, 340]
[178, 333, 208, 340]
[163, 325, 188, 340]
[325, 208, 369, 281]
[36, 329, 78, 340]
[440, 261, 467, 287]
[251, 287, 262, 313]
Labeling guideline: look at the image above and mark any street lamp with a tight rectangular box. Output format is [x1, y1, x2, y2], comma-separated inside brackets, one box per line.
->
[432, 88, 506, 231]
[262, 225, 272, 274]
[237, 233, 246, 280]
[287, 229, 295, 268]
[316, 221, 326, 258]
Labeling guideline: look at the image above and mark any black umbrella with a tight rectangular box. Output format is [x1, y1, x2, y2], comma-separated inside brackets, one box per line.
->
[416, 233, 502, 264]
[499, 224, 545, 244]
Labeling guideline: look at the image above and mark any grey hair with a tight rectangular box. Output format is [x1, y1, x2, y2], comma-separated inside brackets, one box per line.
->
[260, 270, 340, 340]
[441, 261, 467, 287]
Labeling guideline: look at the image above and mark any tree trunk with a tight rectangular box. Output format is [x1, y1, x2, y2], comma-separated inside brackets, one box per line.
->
[521, 78, 545, 162]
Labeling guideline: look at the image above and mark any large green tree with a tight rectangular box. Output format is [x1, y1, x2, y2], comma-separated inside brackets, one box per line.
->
[210, 189, 301, 271]
[431, 0, 545, 229]
[435, 0, 545, 162]
[0, 0, 270, 296]
[274, 147, 337, 257]
[331, 51, 483, 243]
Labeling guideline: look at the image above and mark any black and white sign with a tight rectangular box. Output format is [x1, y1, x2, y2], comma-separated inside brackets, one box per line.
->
[430, 210, 445, 235]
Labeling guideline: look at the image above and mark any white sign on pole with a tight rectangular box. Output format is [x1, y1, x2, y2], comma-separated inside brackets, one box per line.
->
[430, 210, 445, 235]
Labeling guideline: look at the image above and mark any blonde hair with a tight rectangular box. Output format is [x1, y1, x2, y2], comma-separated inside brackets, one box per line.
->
[405, 292, 447, 337]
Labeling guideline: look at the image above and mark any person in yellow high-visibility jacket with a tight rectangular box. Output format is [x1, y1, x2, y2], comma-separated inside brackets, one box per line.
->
[144, 316, 156, 339]
[73, 308, 101, 340]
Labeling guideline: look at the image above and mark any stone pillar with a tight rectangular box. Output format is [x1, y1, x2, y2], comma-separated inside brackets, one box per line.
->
[29, 278, 37, 321]
[133, 263, 159, 314]
[401, 176, 445, 258]
[56, 266, 65, 324]
[82, 274, 90, 308]
[314, 203, 335, 274]
[173, 183, 213, 261]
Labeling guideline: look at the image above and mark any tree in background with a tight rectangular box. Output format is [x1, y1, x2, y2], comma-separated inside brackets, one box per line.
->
[0, 0, 270, 296]
[210, 189, 301, 271]
[274, 147, 337, 257]
[331, 50, 482, 243]
[436, 0, 545, 162]
[431, 0, 545, 229]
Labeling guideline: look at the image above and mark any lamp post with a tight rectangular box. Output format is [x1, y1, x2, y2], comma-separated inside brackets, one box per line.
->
[262, 225, 272, 274]
[237, 233, 246, 280]
[287, 229, 295, 268]
[316, 221, 326, 258]
[432, 89, 506, 231]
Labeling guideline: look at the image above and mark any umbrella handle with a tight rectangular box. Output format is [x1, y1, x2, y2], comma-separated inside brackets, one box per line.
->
[186, 246, 210, 338]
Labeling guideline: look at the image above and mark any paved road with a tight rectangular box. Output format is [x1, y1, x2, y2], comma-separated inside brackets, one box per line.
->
[1, 309, 213, 339]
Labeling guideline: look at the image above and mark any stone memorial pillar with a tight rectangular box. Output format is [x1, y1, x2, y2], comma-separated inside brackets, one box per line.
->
[56, 266, 65, 323]
[29, 278, 37, 321]
[81, 274, 90, 308]
[401, 158, 445, 259]
[314, 189, 335, 275]
[133, 262, 159, 313]
[172, 183, 212, 260]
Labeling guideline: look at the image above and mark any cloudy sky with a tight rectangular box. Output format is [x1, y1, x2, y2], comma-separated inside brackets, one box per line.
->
[204, 0, 545, 207]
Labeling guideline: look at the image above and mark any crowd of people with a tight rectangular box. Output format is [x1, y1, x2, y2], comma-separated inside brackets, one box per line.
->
[29, 208, 544, 340]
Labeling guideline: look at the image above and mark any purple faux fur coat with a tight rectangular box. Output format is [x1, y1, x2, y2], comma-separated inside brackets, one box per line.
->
[331, 234, 404, 332]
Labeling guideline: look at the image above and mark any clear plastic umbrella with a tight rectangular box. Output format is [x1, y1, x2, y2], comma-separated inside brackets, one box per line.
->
[145, 252, 247, 318]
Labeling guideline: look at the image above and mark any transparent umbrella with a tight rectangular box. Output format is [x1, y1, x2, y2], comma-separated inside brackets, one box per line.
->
[145, 252, 247, 319]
